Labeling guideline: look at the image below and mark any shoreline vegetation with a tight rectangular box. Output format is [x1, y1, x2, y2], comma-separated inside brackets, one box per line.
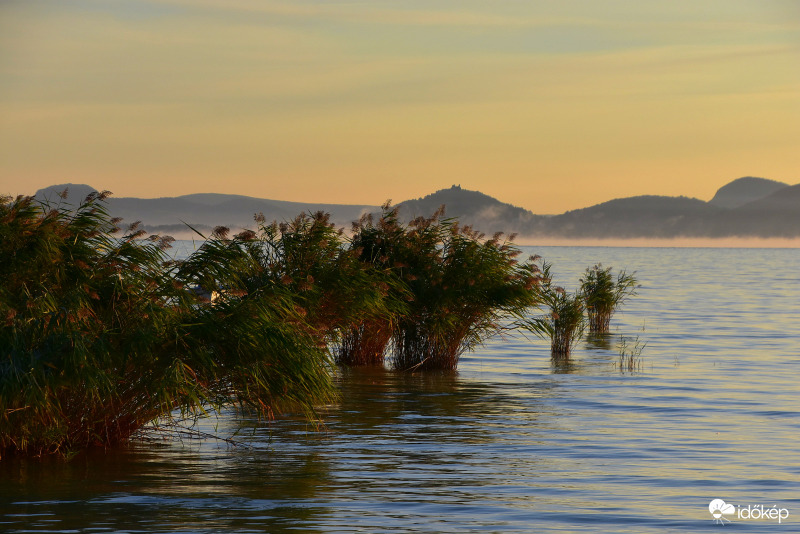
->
[1, 190, 636, 458]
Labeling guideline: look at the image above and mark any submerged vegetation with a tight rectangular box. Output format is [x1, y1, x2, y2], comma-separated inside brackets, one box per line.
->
[615, 336, 647, 373]
[1, 190, 640, 458]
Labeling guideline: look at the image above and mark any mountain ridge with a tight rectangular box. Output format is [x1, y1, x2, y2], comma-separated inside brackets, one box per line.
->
[27, 176, 800, 239]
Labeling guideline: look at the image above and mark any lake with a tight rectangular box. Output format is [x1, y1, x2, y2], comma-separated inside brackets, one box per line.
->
[2, 246, 799, 533]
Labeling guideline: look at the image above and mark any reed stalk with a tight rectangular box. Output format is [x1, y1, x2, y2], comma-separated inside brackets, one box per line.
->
[337, 319, 394, 366]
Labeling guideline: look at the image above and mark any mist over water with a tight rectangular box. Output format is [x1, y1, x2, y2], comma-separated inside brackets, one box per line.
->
[3, 246, 798, 533]
[516, 236, 800, 248]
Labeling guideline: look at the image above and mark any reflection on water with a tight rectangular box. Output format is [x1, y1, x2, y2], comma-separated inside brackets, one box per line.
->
[584, 333, 615, 351]
[2, 246, 799, 533]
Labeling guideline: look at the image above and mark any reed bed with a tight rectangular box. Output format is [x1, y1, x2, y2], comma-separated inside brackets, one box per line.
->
[230, 210, 407, 367]
[1, 190, 640, 457]
[0, 192, 334, 458]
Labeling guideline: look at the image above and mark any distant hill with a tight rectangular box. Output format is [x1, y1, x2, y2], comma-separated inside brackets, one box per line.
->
[25, 175, 800, 240]
[402, 180, 799, 239]
[708, 177, 789, 209]
[34, 183, 99, 204]
[738, 182, 800, 212]
[396, 185, 544, 235]
[33, 184, 378, 235]
[718, 183, 800, 237]
[537, 196, 721, 238]
[109, 194, 376, 229]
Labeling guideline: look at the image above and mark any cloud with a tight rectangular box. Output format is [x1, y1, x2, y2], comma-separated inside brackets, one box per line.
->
[148, 0, 598, 29]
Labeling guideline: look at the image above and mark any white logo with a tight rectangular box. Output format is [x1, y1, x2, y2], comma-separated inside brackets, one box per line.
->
[709, 499, 735, 524]
[709, 499, 790, 525]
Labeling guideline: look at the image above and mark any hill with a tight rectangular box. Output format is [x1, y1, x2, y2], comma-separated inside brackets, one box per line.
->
[708, 177, 789, 208]
[396, 185, 544, 235]
[737, 182, 800, 212]
[34, 183, 99, 204]
[24, 175, 800, 240]
[33, 185, 378, 235]
[538, 195, 721, 238]
[718, 183, 800, 237]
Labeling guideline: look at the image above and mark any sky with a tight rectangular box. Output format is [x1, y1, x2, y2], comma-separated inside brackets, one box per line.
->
[1, 0, 799, 214]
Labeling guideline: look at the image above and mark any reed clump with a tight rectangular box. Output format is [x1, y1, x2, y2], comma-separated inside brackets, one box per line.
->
[349, 204, 541, 370]
[190, 210, 407, 368]
[336, 318, 396, 366]
[519, 259, 586, 357]
[0, 192, 334, 458]
[226, 211, 400, 345]
[580, 264, 638, 334]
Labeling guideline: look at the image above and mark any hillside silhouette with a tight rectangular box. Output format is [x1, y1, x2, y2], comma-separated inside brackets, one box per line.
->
[536, 195, 721, 238]
[29, 176, 800, 239]
[708, 177, 789, 208]
[396, 185, 544, 235]
[34, 185, 377, 236]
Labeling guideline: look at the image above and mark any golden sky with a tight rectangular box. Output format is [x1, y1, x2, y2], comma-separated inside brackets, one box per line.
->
[1, 0, 799, 213]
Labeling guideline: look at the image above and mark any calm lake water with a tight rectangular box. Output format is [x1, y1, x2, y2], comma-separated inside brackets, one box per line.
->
[2, 246, 799, 533]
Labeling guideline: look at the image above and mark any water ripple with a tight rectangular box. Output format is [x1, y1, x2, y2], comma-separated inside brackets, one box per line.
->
[2, 246, 799, 533]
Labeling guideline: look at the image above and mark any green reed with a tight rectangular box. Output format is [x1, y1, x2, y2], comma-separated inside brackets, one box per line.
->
[519, 260, 586, 357]
[0, 192, 334, 458]
[580, 264, 638, 334]
[348, 203, 541, 370]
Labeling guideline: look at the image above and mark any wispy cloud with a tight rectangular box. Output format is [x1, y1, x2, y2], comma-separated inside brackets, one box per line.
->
[148, 0, 598, 29]
[2, 0, 799, 210]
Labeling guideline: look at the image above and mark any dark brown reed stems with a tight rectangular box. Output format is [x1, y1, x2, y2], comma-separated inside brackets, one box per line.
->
[337, 319, 394, 366]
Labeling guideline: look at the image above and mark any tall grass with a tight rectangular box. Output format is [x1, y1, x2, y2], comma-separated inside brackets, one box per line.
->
[0, 192, 334, 458]
[216, 210, 407, 368]
[201, 211, 400, 346]
[350, 204, 541, 370]
[580, 264, 638, 334]
[615, 336, 646, 373]
[337, 318, 396, 366]
[519, 260, 586, 357]
[2, 189, 639, 457]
